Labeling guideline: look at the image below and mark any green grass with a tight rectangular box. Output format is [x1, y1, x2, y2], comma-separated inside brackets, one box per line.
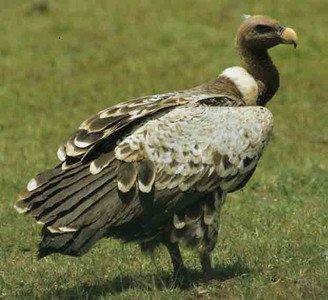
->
[1, 0, 327, 299]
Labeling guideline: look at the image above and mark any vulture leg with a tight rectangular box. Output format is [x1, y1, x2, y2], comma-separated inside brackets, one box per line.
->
[164, 241, 192, 287]
[199, 252, 212, 277]
[165, 242, 186, 275]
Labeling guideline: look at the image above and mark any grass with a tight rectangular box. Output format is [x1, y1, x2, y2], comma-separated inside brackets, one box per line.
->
[0, 0, 327, 299]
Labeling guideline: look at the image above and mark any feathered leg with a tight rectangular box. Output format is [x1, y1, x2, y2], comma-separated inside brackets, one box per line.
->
[198, 190, 226, 277]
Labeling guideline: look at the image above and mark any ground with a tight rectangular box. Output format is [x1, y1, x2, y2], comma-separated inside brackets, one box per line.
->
[0, 0, 327, 299]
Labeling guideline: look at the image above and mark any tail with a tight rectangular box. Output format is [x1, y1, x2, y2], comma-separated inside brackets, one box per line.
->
[15, 159, 120, 257]
[38, 225, 108, 258]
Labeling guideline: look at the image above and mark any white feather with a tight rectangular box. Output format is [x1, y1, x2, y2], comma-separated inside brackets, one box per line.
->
[14, 204, 28, 214]
[48, 226, 77, 233]
[74, 137, 92, 148]
[90, 161, 102, 175]
[138, 180, 152, 193]
[47, 226, 61, 233]
[57, 145, 66, 162]
[58, 226, 77, 232]
[221, 67, 258, 105]
[27, 178, 38, 191]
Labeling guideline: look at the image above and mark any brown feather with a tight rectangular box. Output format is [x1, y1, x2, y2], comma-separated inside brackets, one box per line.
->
[138, 160, 156, 193]
[117, 162, 138, 193]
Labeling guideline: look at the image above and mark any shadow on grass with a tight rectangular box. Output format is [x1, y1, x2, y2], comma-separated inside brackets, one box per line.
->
[42, 260, 252, 299]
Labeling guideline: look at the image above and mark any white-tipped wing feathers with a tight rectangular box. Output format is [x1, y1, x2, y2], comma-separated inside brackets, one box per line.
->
[55, 76, 246, 173]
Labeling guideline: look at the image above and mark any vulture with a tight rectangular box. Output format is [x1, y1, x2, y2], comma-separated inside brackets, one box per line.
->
[15, 15, 298, 278]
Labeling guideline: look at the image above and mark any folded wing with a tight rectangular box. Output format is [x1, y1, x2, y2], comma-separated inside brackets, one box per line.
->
[14, 86, 270, 257]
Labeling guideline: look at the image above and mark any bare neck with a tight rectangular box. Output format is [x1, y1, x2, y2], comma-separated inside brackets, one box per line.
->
[237, 45, 279, 106]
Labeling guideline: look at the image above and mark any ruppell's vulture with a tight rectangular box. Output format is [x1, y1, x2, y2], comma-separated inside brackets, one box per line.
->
[15, 15, 298, 277]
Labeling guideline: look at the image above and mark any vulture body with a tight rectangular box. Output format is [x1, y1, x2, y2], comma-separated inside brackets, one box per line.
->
[15, 15, 297, 277]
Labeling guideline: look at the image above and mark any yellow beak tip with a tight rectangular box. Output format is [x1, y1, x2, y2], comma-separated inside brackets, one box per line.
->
[281, 27, 298, 48]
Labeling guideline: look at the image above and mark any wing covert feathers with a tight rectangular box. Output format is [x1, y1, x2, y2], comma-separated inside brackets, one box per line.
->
[55, 74, 247, 170]
[57, 94, 191, 169]
[116, 105, 273, 193]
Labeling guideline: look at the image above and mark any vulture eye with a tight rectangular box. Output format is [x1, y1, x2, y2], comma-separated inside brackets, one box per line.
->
[255, 25, 272, 34]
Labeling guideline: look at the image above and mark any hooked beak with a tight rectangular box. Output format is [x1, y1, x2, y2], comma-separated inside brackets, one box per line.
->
[279, 26, 298, 48]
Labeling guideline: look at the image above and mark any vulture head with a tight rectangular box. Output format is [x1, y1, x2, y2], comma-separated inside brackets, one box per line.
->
[235, 15, 298, 106]
[237, 15, 298, 50]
